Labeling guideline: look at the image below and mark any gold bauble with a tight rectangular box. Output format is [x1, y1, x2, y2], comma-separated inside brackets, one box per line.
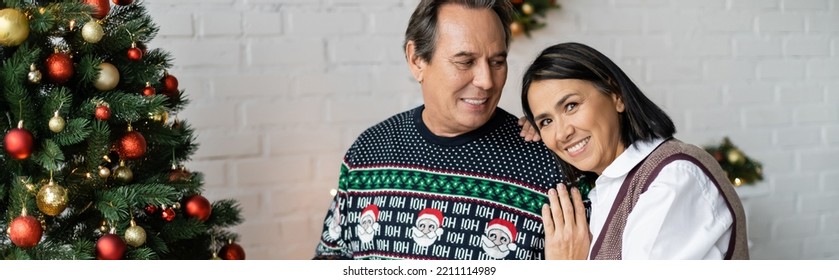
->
[98, 165, 111, 179]
[27, 64, 42, 84]
[36, 181, 69, 216]
[81, 20, 104, 44]
[510, 22, 523, 37]
[521, 3, 534, 15]
[99, 220, 109, 233]
[124, 221, 146, 247]
[149, 109, 169, 123]
[113, 163, 133, 183]
[48, 112, 66, 133]
[0, 8, 30, 47]
[93, 62, 120, 91]
[727, 149, 745, 164]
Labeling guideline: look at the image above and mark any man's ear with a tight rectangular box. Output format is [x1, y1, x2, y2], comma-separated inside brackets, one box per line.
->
[405, 40, 426, 84]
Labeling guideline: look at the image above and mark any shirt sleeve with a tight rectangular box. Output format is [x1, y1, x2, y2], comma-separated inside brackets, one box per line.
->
[621, 160, 734, 259]
[313, 159, 353, 260]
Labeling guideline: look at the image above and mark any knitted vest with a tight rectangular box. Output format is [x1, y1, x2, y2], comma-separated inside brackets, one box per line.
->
[590, 139, 749, 260]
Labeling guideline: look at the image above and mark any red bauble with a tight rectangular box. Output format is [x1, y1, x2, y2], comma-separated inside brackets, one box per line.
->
[161, 207, 176, 221]
[96, 234, 126, 260]
[112, 0, 133, 5]
[168, 166, 190, 182]
[144, 204, 158, 215]
[83, 0, 110, 19]
[160, 73, 179, 97]
[117, 131, 147, 160]
[127, 47, 143, 61]
[45, 52, 74, 84]
[4, 126, 33, 160]
[142, 84, 156, 96]
[184, 195, 212, 221]
[220, 242, 246, 260]
[9, 215, 43, 248]
[95, 105, 111, 120]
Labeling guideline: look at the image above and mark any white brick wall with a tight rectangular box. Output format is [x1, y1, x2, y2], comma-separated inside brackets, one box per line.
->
[145, 0, 839, 259]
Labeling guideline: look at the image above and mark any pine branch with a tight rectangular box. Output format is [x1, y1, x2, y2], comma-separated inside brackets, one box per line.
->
[52, 118, 92, 146]
[34, 139, 64, 172]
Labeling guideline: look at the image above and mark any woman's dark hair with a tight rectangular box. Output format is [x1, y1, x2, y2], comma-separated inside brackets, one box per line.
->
[404, 0, 513, 63]
[520, 42, 675, 183]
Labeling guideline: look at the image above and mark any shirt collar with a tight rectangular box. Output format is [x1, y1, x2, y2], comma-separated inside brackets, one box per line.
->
[599, 137, 667, 178]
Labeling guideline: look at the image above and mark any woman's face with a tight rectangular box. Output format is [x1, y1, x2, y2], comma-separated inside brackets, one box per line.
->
[527, 79, 626, 175]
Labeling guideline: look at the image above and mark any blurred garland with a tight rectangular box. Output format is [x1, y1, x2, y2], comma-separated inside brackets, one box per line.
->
[704, 137, 764, 187]
[510, 0, 560, 37]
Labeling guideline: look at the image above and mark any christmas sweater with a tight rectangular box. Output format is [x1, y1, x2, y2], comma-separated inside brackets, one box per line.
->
[314, 105, 565, 260]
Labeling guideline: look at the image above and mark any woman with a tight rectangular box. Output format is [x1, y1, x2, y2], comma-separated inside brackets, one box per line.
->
[520, 42, 749, 260]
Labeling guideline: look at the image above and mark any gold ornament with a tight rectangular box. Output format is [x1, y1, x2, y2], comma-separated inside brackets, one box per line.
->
[727, 149, 745, 164]
[510, 22, 523, 37]
[36, 180, 69, 216]
[81, 20, 104, 44]
[27, 64, 42, 84]
[522, 3, 534, 15]
[172, 202, 181, 210]
[49, 111, 66, 133]
[94, 62, 120, 91]
[99, 220, 109, 233]
[98, 165, 111, 179]
[733, 178, 743, 187]
[0, 8, 30, 47]
[124, 220, 146, 247]
[149, 108, 169, 123]
[113, 161, 133, 183]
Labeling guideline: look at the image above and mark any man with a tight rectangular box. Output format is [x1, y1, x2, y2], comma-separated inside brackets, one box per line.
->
[314, 0, 564, 260]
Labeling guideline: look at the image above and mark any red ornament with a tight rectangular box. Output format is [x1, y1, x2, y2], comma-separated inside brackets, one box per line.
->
[45, 52, 74, 84]
[142, 83, 156, 96]
[9, 215, 43, 248]
[220, 242, 246, 260]
[184, 195, 212, 221]
[127, 47, 143, 61]
[112, 0, 133, 5]
[161, 207, 176, 221]
[96, 234, 126, 260]
[160, 73, 179, 98]
[168, 166, 190, 182]
[95, 104, 111, 120]
[144, 204, 158, 215]
[4, 122, 33, 160]
[83, 0, 110, 20]
[117, 130, 147, 160]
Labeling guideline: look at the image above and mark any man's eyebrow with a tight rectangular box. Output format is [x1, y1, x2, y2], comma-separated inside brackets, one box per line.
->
[452, 51, 475, 58]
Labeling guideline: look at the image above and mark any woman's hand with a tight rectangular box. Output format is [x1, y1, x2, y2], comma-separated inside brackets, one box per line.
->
[518, 117, 541, 142]
[541, 183, 591, 260]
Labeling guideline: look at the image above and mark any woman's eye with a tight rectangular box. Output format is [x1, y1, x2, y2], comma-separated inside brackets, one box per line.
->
[538, 119, 552, 127]
[565, 102, 578, 112]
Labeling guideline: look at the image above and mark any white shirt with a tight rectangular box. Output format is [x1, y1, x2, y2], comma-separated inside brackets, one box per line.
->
[587, 138, 733, 259]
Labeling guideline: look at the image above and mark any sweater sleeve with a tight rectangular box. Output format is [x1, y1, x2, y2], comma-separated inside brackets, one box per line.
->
[313, 157, 354, 259]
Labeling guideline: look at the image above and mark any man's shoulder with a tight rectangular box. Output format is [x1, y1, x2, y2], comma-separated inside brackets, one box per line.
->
[355, 106, 419, 141]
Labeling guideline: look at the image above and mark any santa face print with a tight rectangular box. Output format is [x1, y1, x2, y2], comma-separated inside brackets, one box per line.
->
[356, 212, 378, 243]
[481, 228, 512, 258]
[326, 202, 342, 240]
[480, 218, 518, 259]
[411, 217, 441, 247]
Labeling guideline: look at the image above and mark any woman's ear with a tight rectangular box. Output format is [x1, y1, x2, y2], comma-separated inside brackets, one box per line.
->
[405, 40, 426, 84]
[613, 93, 625, 113]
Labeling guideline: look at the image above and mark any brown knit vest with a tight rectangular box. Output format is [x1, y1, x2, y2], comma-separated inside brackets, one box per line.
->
[589, 139, 749, 260]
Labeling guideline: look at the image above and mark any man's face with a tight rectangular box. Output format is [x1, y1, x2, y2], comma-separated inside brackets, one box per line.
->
[415, 4, 508, 137]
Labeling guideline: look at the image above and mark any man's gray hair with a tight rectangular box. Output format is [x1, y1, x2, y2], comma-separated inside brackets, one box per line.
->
[404, 0, 514, 63]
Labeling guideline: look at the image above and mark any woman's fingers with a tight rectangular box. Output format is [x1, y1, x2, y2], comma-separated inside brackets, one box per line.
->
[570, 187, 588, 229]
[541, 202, 554, 236]
[548, 186, 565, 229]
[556, 184, 576, 229]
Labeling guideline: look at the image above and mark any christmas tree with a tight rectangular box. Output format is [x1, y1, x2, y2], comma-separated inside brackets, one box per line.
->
[0, 0, 244, 260]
